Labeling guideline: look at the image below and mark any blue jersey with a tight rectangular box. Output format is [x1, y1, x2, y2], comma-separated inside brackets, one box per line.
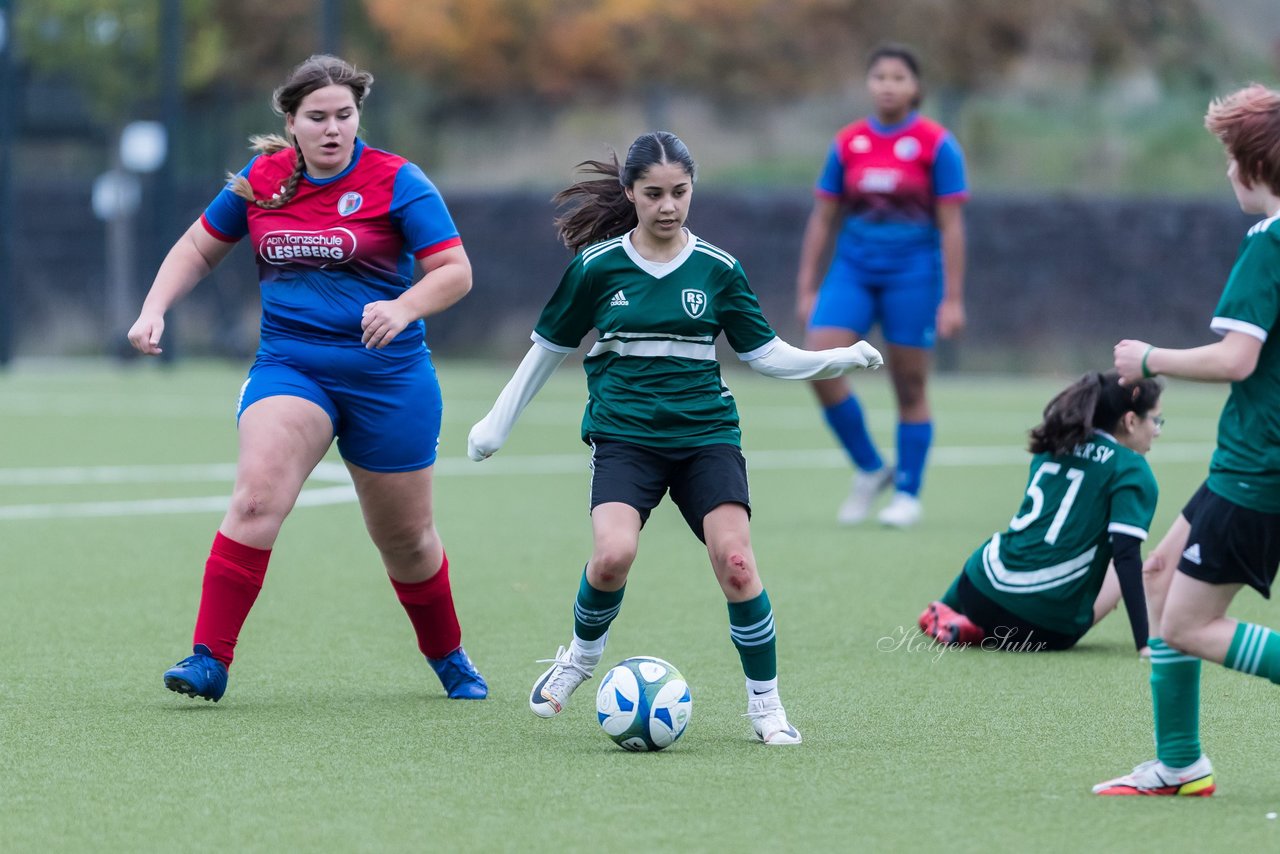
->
[816, 113, 967, 269]
[201, 138, 461, 356]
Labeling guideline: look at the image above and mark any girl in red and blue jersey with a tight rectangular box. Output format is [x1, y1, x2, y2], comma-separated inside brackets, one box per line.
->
[794, 43, 968, 529]
[127, 55, 487, 703]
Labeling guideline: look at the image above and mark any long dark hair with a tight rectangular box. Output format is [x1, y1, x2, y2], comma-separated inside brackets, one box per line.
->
[228, 55, 374, 210]
[553, 131, 697, 254]
[1029, 371, 1162, 456]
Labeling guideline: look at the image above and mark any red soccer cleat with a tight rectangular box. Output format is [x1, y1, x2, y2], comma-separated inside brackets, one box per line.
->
[919, 600, 984, 645]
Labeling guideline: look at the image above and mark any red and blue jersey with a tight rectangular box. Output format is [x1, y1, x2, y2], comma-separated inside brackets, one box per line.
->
[201, 139, 461, 354]
[816, 112, 967, 268]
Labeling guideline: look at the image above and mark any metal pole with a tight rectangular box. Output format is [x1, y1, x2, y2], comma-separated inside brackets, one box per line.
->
[0, 0, 17, 367]
[320, 0, 341, 54]
[154, 0, 181, 362]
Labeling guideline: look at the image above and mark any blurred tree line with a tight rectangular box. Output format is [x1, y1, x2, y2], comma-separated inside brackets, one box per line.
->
[11, 0, 1275, 192]
[21, 0, 1233, 119]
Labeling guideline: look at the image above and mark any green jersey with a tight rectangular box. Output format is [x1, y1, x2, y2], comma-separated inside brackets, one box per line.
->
[1207, 213, 1280, 512]
[963, 432, 1158, 636]
[533, 230, 776, 448]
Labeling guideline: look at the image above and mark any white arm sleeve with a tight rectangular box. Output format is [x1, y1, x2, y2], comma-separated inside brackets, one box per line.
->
[467, 342, 569, 461]
[741, 337, 883, 380]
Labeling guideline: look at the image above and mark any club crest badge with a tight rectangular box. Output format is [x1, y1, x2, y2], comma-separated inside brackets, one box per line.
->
[893, 136, 921, 161]
[337, 192, 363, 216]
[682, 288, 707, 319]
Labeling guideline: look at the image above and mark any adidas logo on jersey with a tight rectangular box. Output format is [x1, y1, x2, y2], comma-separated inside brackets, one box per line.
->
[1182, 543, 1202, 565]
[610, 290, 629, 306]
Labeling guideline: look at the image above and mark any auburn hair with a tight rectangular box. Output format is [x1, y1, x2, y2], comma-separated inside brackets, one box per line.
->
[1205, 84, 1280, 196]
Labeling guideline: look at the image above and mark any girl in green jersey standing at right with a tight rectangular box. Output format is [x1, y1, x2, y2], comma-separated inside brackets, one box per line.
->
[467, 132, 884, 745]
[1095, 84, 1280, 798]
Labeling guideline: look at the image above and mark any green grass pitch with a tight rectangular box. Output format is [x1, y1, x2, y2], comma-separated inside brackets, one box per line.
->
[4, 360, 1280, 851]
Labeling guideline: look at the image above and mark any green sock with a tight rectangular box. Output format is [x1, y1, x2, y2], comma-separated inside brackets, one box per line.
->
[1149, 638, 1202, 768]
[573, 568, 624, 642]
[1224, 622, 1280, 683]
[940, 574, 963, 610]
[728, 590, 776, 682]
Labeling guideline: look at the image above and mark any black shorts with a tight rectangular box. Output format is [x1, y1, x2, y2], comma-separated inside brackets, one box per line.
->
[955, 574, 1084, 652]
[588, 438, 751, 543]
[1177, 481, 1280, 598]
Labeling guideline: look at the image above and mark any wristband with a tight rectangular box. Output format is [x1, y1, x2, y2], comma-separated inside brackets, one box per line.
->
[1140, 345, 1156, 379]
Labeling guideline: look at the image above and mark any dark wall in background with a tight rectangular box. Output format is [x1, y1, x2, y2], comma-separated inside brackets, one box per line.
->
[12, 186, 1251, 371]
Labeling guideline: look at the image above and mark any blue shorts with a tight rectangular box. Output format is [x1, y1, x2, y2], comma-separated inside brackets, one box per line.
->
[808, 250, 942, 349]
[238, 338, 443, 473]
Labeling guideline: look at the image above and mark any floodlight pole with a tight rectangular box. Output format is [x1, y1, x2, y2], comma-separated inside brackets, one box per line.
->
[152, 0, 182, 362]
[320, 0, 341, 54]
[0, 0, 16, 368]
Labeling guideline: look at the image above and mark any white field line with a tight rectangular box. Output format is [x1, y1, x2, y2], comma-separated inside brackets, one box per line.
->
[0, 443, 1214, 520]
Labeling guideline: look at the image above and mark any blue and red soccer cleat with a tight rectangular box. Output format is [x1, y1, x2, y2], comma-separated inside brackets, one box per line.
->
[428, 646, 488, 699]
[163, 644, 228, 702]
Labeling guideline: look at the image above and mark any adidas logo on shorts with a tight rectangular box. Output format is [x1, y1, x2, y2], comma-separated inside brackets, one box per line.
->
[1182, 543, 1202, 565]
[610, 290, 629, 307]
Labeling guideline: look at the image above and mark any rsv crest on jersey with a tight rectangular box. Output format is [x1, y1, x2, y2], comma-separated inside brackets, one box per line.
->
[682, 288, 707, 319]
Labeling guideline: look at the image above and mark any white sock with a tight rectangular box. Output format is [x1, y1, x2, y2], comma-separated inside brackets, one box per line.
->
[745, 677, 779, 703]
[570, 631, 607, 664]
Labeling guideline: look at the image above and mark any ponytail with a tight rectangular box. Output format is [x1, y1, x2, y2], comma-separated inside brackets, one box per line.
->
[225, 136, 306, 209]
[1029, 371, 1161, 456]
[553, 155, 637, 254]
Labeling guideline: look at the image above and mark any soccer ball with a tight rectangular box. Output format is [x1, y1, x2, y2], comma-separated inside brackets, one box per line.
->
[595, 656, 692, 751]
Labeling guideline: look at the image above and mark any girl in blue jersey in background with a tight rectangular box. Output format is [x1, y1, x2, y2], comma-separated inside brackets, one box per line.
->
[127, 55, 487, 704]
[794, 43, 968, 528]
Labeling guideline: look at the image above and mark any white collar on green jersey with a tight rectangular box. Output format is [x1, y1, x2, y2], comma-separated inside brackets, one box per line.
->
[622, 228, 697, 278]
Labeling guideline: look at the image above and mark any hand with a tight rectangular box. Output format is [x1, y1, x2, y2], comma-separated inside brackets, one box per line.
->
[845, 340, 883, 370]
[937, 298, 966, 339]
[1114, 339, 1152, 386]
[467, 417, 504, 461]
[1138, 645, 1151, 660]
[361, 299, 416, 349]
[127, 311, 166, 356]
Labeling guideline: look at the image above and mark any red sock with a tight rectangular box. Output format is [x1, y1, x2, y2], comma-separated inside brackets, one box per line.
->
[192, 532, 271, 667]
[390, 552, 462, 660]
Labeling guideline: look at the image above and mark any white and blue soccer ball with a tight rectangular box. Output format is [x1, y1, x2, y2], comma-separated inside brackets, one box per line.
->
[595, 656, 692, 751]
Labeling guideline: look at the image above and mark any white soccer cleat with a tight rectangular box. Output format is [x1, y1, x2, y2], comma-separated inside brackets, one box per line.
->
[836, 466, 895, 525]
[529, 645, 596, 718]
[1092, 756, 1215, 796]
[877, 492, 922, 528]
[746, 696, 802, 745]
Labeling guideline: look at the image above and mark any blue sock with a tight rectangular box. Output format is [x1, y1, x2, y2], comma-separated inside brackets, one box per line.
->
[823, 396, 883, 472]
[895, 421, 933, 496]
